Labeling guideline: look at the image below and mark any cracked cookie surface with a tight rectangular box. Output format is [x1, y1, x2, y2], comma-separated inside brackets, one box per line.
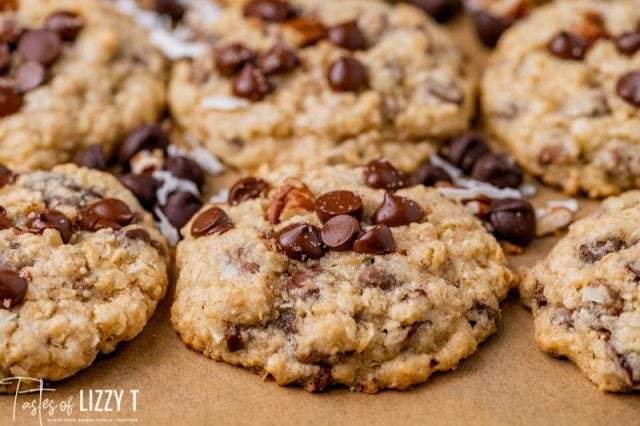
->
[0, 164, 169, 392]
[521, 191, 640, 392]
[171, 163, 512, 392]
[482, 0, 640, 197]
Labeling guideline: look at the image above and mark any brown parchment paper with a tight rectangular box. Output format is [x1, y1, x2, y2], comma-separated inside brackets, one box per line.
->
[1, 12, 639, 426]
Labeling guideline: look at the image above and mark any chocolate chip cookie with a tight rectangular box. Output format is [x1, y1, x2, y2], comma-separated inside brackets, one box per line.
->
[171, 161, 513, 392]
[168, 0, 476, 171]
[482, 0, 640, 198]
[0, 163, 169, 392]
[521, 190, 640, 392]
[0, 0, 167, 171]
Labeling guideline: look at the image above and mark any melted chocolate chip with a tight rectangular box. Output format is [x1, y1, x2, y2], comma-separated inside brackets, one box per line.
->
[27, 209, 73, 243]
[191, 206, 233, 237]
[615, 31, 640, 56]
[327, 57, 368, 92]
[358, 266, 397, 290]
[232, 64, 274, 101]
[315, 190, 363, 223]
[124, 228, 151, 244]
[353, 224, 396, 255]
[78, 198, 134, 231]
[214, 43, 257, 77]
[408, 0, 462, 23]
[328, 21, 365, 50]
[45, 10, 85, 41]
[18, 29, 61, 65]
[487, 198, 536, 246]
[256, 43, 300, 75]
[153, 0, 185, 22]
[373, 193, 424, 227]
[0, 20, 23, 47]
[471, 153, 523, 189]
[228, 177, 268, 205]
[243, 0, 296, 22]
[302, 365, 332, 392]
[119, 173, 161, 209]
[0, 206, 10, 229]
[410, 164, 452, 186]
[165, 156, 204, 188]
[617, 71, 640, 107]
[363, 159, 409, 190]
[0, 164, 14, 187]
[276, 222, 325, 261]
[547, 31, 590, 60]
[320, 215, 361, 251]
[275, 310, 297, 334]
[161, 191, 203, 229]
[118, 125, 169, 164]
[225, 324, 244, 352]
[14, 61, 46, 93]
[443, 133, 490, 174]
[579, 238, 627, 264]
[0, 269, 27, 309]
[73, 145, 108, 171]
[471, 10, 514, 48]
[0, 85, 22, 117]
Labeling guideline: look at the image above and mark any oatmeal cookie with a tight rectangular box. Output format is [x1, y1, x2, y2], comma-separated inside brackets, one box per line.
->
[171, 161, 512, 392]
[482, 0, 640, 197]
[168, 0, 476, 171]
[521, 191, 640, 392]
[0, 0, 167, 171]
[0, 164, 169, 392]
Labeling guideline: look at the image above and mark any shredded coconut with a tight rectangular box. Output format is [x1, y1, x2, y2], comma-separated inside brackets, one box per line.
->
[581, 285, 608, 304]
[209, 188, 230, 204]
[152, 170, 200, 205]
[154, 207, 180, 247]
[168, 137, 225, 175]
[200, 95, 251, 111]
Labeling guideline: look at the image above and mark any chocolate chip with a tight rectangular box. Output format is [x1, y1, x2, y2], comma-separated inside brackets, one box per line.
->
[0, 164, 14, 187]
[579, 238, 627, 264]
[471, 153, 523, 188]
[118, 125, 169, 164]
[276, 222, 325, 261]
[0, 43, 10, 72]
[358, 266, 397, 290]
[78, 198, 134, 231]
[124, 228, 151, 244]
[320, 215, 361, 251]
[410, 164, 452, 187]
[315, 190, 363, 223]
[327, 57, 367, 92]
[0, 19, 23, 47]
[225, 324, 244, 352]
[45, 10, 85, 41]
[615, 31, 640, 56]
[0, 206, 10, 229]
[243, 0, 296, 22]
[73, 145, 108, 171]
[363, 159, 409, 190]
[119, 173, 161, 209]
[14, 61, 46, 93]
[18, 29, 61, 65]
[328, 20, 365, 50]
[232, 64, 274, 101]
[228, 177, 268, 205]
[214, 43, 256, 77]
[487, 198, 536, 246]
[165, 156, 204, 188]
[617, 71, 640, 107]
[466, 302, 500, 328]
[286, 17, 327, 47]
[256, 43, 300, 75]
[302, 365, 332, 392]
[353, 224, 396, 255]
[152, 0, 185, 22]
[161, 191, 203, 229]
[0, 269, 27, 309]
[27, 209, 73, 243]
[547, 31, 590, 60]
[626, 261, 640, 282]
[443, 133, 490, 174]
[471, 10, 514, 48]
[275, 310, 297, 334]
[0, 85, 22, 117]
[373, 193, 424, 227]
[408, 0, 462, 23]
[191, 206, 233, 237]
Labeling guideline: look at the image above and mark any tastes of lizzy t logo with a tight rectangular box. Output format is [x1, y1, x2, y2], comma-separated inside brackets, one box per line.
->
[1, 376, 140, 425]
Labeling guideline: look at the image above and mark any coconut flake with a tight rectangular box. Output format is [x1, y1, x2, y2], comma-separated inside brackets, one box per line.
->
[149, 29, 208, 60]
[200, 95, 250, 111]
[152, 170, 200, 205]
[209, 188, 229, 204]
[581, 285, 608, 304]
[168, 138, 225, 175]
[430, 154, 463, 179]
[548, 199, 579, 213]
[154, 207, 180, 247]
[182, 0, 223, 26]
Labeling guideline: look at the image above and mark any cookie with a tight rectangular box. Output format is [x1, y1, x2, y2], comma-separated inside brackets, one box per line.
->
[482, 0, 640, 198]
[171, 160, 513, 392]
[0, 0, 167, 171]
[0, 163, 169, 392]
[521, 191, 640, 392]
[168, 0, 476, 171]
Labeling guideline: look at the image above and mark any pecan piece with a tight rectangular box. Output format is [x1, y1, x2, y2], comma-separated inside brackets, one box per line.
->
[267, 178, 315, 224]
